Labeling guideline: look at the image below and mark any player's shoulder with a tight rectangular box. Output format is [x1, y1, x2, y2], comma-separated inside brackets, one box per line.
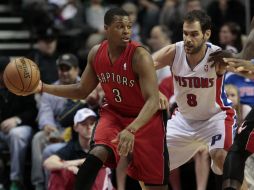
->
[88, 43, 104, 63]
[206, 42, 221, 53]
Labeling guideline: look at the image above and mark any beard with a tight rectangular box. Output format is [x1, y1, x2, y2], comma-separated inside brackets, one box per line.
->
[184, 38, 206, 54]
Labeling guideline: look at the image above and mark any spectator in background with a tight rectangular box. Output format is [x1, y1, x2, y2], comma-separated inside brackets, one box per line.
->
[185, 0, 202, 13]
[122, 2, 141, 42]
[0, 57, 38, 190]
[225, 68, 254, 108]
[206, 0, 245, 44]
[219, 22, 243, 53]
[44, 108, 114, 190]
[28, 27, 59, 84]
[147, 25, 172, 83]
[160, 0, 203, 43]
[77, 33, 105, 72]
[85, 0, 107, 33]
[224, 84, 251, 126]
[31, 54, 80, 190]
[159, 0, 182, 43]
[137, 0, 162, 43]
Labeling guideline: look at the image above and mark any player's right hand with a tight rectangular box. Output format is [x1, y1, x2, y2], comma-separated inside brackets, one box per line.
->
[112, 129, 135, 156]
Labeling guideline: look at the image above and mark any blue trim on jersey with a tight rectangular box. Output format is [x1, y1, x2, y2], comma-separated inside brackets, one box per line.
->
[221, 75, 232, 107]
[206, 43, 212, 48]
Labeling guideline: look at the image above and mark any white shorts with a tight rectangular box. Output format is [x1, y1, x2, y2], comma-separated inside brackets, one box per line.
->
[167, 110, 236, 173]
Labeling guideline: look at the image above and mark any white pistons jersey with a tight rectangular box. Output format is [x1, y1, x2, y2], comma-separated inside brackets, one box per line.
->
[172, 41, 233, 120]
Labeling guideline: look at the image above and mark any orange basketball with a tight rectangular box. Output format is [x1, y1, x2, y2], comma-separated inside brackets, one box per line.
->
[3, 57, 40, 95]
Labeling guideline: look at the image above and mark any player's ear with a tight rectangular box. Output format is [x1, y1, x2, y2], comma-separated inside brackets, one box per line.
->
[204, 29, 211, 41]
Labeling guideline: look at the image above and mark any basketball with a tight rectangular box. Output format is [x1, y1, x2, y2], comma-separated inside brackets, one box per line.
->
[3, 57, 40, 95]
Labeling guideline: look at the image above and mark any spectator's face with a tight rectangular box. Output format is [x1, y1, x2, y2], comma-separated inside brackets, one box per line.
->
[37, 40, 57, 55]
[225, 87, 238, 108]
[183, 21, 210, 54]
[186, 1, 202, 13]
[219, 25, 235, 45]
[75, 117, 96, 140]
[105, 16, 132, 47]
[147, 27, 170, 51]
[58, 65, 79, 84]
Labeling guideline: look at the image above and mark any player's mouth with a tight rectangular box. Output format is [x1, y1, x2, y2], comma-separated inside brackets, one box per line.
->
[122, 37, 130, 43]
[184, 44, 193, 51]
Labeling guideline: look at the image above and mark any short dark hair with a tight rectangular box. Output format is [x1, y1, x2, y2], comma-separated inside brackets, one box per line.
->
[104, 8, 129, 26]
[183, 10, 211, 33]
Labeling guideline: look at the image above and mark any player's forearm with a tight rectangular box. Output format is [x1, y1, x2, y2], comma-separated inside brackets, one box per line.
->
[42, 83, 88, 100]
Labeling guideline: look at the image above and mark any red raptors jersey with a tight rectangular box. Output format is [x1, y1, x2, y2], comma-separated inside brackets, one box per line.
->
[93, 41, 145, 117]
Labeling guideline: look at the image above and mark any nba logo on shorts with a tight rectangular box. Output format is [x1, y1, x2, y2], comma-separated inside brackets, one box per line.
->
[204, 64, 208, 72]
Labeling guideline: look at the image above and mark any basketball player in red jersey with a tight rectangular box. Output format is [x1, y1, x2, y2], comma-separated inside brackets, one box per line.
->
[33, 8, 169, 190]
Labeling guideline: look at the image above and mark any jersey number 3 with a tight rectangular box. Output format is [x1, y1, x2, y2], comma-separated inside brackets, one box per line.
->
[113, 88, 122, 102]
[187, 94, 197, 107]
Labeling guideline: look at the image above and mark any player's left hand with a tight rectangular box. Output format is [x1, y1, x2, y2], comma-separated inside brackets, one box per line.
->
[159, 91, 169, 111]
[111, 129, 135, 156]
[208, 50, 233, 68]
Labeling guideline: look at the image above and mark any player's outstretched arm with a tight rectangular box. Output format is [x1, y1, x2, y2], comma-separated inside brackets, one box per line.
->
[223, 58, 254, 79]
[38, 46, 100, 100]
[152, 44, 176, 70]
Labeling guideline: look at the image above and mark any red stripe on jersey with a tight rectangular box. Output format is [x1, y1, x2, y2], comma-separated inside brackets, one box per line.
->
[216, 77, 235, 150]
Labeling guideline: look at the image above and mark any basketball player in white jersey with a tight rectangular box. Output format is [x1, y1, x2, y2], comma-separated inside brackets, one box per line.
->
[153, 10, 237, 176]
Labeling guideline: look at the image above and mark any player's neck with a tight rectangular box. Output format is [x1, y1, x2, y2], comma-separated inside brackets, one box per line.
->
[108, 43, 126, 58]
[186, 45, 207, 66]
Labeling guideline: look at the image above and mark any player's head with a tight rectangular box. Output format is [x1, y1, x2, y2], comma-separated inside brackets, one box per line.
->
[104, 8, 131, 47]
[183, 10, 211, 54]
[74, 108, 97, 140]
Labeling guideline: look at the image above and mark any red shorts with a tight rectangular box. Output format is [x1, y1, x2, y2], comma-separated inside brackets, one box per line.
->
[93, 107, 169, 185]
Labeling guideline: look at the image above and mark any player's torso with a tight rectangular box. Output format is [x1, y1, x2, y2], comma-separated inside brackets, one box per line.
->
[172, 41, 232, 120]
[93, 41, 145, 116]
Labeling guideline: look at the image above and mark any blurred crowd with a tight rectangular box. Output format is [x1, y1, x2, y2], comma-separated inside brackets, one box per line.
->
[0, 0, 254, 190]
